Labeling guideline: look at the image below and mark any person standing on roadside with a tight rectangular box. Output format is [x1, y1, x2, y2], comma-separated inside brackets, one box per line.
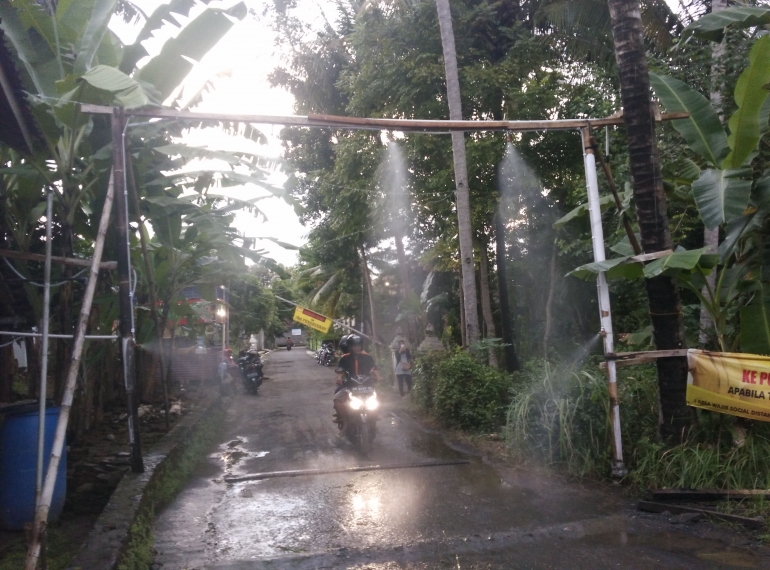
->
[395, 341, 413, 398]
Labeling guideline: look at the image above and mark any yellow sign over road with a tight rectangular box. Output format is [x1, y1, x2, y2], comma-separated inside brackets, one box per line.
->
[687, 349, 770, 422]
[292, 306, 333, 334]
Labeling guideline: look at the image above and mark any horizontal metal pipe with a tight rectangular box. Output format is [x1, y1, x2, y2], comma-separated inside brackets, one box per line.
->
[79, 104, 688, 134]
[224, 459, 471, 483]
[0, 331, 117, 340]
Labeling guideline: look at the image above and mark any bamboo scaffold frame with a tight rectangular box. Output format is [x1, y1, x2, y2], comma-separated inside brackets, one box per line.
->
[21, 103, 689, 569]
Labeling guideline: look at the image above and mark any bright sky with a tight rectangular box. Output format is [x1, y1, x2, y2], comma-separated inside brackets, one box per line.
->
[111, 0, 689, 267]
[111, 0, 328, 267]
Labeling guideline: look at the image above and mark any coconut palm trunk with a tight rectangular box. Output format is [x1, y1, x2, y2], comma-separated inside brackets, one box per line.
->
[607, 0, 689, 440]
[435, 0, 480, 346]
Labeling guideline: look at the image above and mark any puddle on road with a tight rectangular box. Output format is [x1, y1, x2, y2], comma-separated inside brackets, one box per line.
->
[215, 437, 269, 473]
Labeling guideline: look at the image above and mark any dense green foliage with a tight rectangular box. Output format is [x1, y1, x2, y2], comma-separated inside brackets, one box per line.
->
[413, 351, 511, 432]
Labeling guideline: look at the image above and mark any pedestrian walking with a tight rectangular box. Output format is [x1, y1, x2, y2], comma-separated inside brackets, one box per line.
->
[394, 341, 413, 398]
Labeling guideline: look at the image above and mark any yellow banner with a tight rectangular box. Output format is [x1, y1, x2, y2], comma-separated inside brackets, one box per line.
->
[292, 306, 333, 334]
[687, 349, 770, 422]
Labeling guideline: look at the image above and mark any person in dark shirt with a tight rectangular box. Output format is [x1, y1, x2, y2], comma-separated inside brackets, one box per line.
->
[336, 335, 380, 384]
[333, 335, 381, 422]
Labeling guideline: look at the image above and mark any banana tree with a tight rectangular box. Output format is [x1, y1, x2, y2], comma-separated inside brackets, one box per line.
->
[566, 8, 770, 354]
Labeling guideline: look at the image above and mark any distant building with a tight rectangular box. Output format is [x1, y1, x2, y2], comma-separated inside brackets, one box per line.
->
[275, 328, 308, 346]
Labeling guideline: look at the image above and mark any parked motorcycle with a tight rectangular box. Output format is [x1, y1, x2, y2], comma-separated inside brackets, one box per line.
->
[237, 350, 263, 394]
[317, 341, 335, 366]
[334, 372, 379, 455]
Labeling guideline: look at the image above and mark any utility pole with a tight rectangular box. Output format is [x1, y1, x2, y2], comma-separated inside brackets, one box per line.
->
[112, 107, 144, 473]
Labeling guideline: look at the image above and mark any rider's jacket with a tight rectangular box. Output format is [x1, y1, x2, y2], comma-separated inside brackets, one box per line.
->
[337, 352, 377, 378]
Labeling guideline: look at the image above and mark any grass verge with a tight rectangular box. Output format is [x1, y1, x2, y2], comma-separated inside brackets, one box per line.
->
[116, 397, 225, 570]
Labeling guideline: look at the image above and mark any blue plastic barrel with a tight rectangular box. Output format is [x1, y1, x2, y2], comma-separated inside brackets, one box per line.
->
[0, 405, 66, 530]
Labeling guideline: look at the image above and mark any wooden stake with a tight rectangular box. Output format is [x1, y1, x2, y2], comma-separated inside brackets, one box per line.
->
[24, 171, 116, 570]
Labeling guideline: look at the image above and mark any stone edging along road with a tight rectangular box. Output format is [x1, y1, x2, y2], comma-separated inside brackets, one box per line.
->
[72, 390, 225, 570]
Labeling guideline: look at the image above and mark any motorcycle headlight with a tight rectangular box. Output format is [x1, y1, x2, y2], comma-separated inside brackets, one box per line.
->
[349, 396, 363, 410]
[365, 393, 379, 410]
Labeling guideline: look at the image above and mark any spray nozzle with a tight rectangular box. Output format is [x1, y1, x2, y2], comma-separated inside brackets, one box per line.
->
[505, 131, 511, 144]
[600, 328, 607, 337]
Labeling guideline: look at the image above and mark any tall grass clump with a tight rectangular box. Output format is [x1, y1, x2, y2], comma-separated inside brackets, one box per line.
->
[505, 361, 770, 489]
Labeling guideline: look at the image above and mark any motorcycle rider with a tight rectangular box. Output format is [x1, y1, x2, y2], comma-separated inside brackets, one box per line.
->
[286, 336, 294, 350]
[333, 335, 381, 423]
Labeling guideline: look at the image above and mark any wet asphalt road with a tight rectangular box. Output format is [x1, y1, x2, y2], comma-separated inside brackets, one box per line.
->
[153, 349, 769, 569]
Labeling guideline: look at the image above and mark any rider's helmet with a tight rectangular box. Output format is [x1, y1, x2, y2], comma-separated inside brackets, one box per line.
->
[339, 334, 350, 353]
[348, 334, 362, 348]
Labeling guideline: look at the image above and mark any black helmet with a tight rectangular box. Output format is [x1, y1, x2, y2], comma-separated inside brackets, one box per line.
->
[348, 334, 362, 347]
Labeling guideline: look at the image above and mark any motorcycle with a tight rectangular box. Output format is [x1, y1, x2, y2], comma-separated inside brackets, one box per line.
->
[286, 339, 294, 351]
[334, 371, 379, 455]
[317, 342, 334, 366]
[238, 351, 263, 394]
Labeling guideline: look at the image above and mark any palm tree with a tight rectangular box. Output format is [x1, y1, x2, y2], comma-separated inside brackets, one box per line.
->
[434, 0, 480, 346]
[607, 0, 690, 441]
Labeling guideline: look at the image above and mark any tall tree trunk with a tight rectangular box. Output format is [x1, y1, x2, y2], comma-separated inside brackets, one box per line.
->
[494, 204, 519, 371]
[360, 245, 380, 359]
[458, 276, 467, 347]
[543, 240, 558, 358]
[608, 0, 690, 441]
[477, 238, 498, 367]
[435, 0, 480, 346]
[700, 0, 727, 348]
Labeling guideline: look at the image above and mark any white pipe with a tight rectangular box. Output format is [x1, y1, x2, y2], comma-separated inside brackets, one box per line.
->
[0, 331, 117, 339]
[36, 190, 53, 508]
[582, 129, 627, 478]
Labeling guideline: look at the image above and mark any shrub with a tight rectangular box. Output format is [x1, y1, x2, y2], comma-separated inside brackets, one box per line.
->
[411, 350, 512, 432]
[411, 351, 446, 413]
[433, 351, 512, 432]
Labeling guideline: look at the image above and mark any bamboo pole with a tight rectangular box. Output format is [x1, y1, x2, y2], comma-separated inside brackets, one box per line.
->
[0, 248, 117, 269]
[79, 103, 689, 133]
[35, 189, 53, 511]
[24, 171, 116, 570]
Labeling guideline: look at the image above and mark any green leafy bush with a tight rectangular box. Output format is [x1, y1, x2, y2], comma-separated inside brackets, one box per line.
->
[411, 351, 446, 413]
[412, 351, 512, 432]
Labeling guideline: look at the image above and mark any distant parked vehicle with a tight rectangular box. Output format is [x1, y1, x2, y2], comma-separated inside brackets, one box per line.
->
[237, 350, 263, 394]
[317, 341, 335, 366]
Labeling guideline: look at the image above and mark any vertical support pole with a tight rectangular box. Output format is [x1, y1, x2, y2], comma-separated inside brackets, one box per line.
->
[112, 107, 144, 474]
[582, 127, 627, 478]
[35, 188, 53, 508]
[25, 172, 117, 570]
